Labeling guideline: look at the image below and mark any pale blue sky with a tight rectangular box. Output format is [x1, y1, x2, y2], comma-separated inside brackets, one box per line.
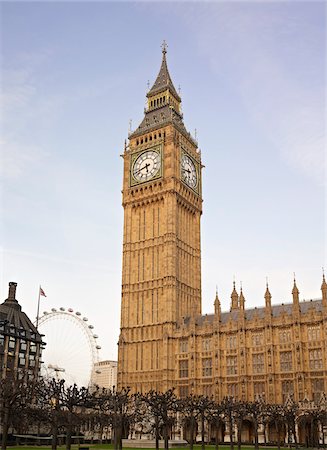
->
[1, 1, 325, 362]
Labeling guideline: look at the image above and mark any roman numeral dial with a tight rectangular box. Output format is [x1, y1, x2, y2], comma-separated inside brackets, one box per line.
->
[181, 152, 198, 191]
[131, 148, 162, 185]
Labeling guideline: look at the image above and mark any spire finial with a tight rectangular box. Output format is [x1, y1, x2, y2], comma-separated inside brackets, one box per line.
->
[161, 40, 168, 55]
[293, 272, 296, 284]
[266, 276, 269, 288]
[240, 280, 243, 292]
[216, 285, 218, 296]
[323, 267, 325, 281]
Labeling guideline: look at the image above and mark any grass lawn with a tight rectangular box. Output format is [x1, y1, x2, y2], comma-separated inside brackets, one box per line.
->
[7, 445, 291, 450]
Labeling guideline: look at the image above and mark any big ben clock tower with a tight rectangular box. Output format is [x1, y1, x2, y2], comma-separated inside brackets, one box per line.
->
[118, 43, 203, 392]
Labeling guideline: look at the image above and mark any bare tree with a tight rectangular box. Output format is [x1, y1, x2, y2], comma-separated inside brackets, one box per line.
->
[220, 397, 235, 450]
[207, 400, 224, 450]
[179, 394, 205, 450]
[140, 389, 178, 450]
[60, 383, 91, 450]
[0, 372, 36, 450]
[34, 377, 67, 450]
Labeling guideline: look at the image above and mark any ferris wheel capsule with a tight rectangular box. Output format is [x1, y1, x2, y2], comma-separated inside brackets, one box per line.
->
[68, 308, 73, 312]
[76, 311, 81, 316]
[83, 317, 88, 321]
[60, 307, 65, 311]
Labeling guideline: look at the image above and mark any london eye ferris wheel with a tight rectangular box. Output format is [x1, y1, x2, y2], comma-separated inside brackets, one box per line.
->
[37, 307, 101, 387]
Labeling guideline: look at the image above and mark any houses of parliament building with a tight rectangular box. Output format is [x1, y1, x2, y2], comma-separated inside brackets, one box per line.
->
[117, 44, 326, 405]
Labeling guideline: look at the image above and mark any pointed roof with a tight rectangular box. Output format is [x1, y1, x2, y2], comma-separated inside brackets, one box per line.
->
[292, 277, 299, 295]
[0, 282, 44, 344]
[230, 281, 239, 310]
[321, 271, 327, 291]
[265, 282, 272, 301]
[239, 287, 245, 309]
[147, 42, 181, 101]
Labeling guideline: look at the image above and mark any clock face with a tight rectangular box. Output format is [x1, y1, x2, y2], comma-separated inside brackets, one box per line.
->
[132, 150, 161, 183]
[181, 153, 198, 189]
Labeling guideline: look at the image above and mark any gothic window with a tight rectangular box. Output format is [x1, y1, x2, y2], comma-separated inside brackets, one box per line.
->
[254, 382, 266, 400]
[282, 380, 294, 403]
[308, 326, 321, 342]
[179, 339, 188, 353]
[280, 351, 293, 372]
[203, 385, 212, 397]
[227, 383, 238, 398]
[227, 334, 237, 349]
[226, 356, 238, 375]
[179, 360, 188, 378]
[202, 337, 211, 351]
[252, 353, 264, 374]
[279, 329, 292, 344]
[312, 379, 324, 403]
[20, 340, 27, 351]
[202, 358, 212, 377]
[309, 349, 323, 370]
[252, 333, 263, 347]
[180, 386, 189, 398]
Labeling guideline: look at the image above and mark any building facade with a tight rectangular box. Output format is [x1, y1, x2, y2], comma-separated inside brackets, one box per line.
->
[0, 282, 45, 380]
[93, 360, 117, 390]
[117, 46, 327, 405]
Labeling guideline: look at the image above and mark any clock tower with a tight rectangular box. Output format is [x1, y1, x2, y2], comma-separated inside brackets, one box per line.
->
[118, 44, 203, 392]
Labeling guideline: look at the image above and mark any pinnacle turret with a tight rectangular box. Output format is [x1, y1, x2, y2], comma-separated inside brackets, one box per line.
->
[264, 281, 272, 309]
[322, 270, 327, 308]
[214, 287, 221, 317]
[292, 275, 300, 312]
[231, 281, 239, 310]
[239, 287, 245, 310]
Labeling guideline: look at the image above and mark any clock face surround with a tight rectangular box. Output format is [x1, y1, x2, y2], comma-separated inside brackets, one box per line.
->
[131, 148, 161, 185]
[181, 152, 198, 190]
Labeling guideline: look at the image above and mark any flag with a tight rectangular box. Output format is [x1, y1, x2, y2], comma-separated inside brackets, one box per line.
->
[40, 287, 47, 297]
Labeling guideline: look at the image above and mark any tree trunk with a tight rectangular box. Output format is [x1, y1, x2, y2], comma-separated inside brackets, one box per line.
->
[201, 414, 205, 450]
[163, 423, 169, 450]
[215, 422, 219, 450]
[254, 419, 259, 450]
[237, 419, 242, 450]
[66, 415, 73, 450]
[1, 406, 10, 450]
[155, 419, 160, 450]
[51, 419, 58, 450]
[276, 421, 281, 450]
[189, 418, 194, 450]
[229, 415, 234, 450]
[293, 422, 298, 450]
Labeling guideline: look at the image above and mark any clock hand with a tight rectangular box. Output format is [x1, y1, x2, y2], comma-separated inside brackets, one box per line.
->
[134, 163, 150, 175]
